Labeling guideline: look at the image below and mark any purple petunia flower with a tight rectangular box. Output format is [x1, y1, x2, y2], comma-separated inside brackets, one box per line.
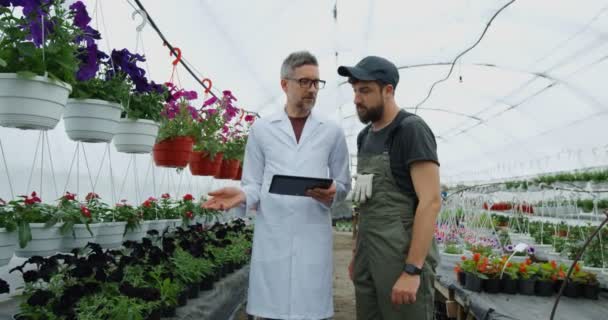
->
[527, 247, 535, 255]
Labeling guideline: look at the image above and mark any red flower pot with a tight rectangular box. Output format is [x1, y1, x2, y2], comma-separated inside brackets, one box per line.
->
[216, 159, 240, 180]
[233, 165, 243, 181]
[153, 136, 193, 168]
[189, 151, 223, 176]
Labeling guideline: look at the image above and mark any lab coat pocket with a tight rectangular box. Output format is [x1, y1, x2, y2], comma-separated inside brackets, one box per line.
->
[292, 224, 333, 312]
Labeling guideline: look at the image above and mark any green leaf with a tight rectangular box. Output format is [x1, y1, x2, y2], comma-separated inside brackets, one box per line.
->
[0, 58, 6, 68]
[60, 220, 74, 236]
[16, 71, 37, 79]
[18, 220, 31, 248]
[15, 42, 36, 57]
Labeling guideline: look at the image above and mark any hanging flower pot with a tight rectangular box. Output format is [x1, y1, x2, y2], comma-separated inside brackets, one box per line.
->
[61, 223, 101, 252]
[0, 74, 71, 130]
[233, 165, 243, 181]
[14, 223, 64, 258]
[95, 222, 126, 249]
[0, 228, 17, 267]
[215, 159, 240, 180]
[113, 118, 160, 154]
[189, 151, 223, 176]
[153, 136, 194, 168]
[63, 99, 123, 143]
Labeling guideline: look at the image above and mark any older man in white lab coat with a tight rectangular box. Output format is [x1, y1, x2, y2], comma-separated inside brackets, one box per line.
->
[203, 51, 351, 320]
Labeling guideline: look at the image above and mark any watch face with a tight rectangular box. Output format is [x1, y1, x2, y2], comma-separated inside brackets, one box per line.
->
[405, 264, 421, 275]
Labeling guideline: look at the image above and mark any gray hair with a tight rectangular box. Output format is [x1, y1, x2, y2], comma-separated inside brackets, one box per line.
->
[280, 51, 318, 79]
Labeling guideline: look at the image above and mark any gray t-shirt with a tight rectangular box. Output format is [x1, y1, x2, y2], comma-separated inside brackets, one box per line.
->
[357, 110, 439, 197]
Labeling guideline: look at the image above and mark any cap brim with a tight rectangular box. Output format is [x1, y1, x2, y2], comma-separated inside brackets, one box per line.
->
[337, 66, 376, 81]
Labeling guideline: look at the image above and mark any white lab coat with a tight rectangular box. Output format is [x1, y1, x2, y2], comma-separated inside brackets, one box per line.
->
[241, 109, 351, 320]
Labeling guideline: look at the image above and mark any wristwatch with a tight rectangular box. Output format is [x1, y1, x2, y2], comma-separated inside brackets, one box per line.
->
[403, 264, 423, 276]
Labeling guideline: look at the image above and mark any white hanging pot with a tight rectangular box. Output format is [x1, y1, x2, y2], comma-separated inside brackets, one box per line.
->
[0, 73, 71, 130]
[63, 99, 123, 143]
[61, 223, 101, 252]
[146, 219, 167, 235]
[95, 222, 127, 249]
[14, 223, 63, 258]
[123, 220, 151, 242]
[113, 118, 159, 154]
[0, 228, 17, 267]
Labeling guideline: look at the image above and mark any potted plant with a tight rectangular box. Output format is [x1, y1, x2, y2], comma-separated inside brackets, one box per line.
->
[179, 194, 197, 226]
[517, 258, 538, 295]
[56, 192, 101, 251]
[9, 192, 63, 257]
[582, 271, 600, 300]
[215, 133, 244, 179]
[0, 198, 17, 266]
[110, 49, 168, 154]
[479, 256, 502, 293]
[501, 260, 519, 294]
[535, 260, 558, 296]
[140, 196, 168, 234]
[114, 200, 147, 242]
[152, 83, 199, 168]
[563, 265, 585, 298]
[440, 242, 464, 266]
[158, 193, 181, 229]
[0, 0, 80, 130]
[460, 253, 484, 292]
[87, 194, 126, 249]
[61, 3, 130, 143]
[189, 92, 233, 176]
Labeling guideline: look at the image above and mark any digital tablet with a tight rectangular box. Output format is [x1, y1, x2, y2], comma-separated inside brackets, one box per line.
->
[269, 174, 333, 197]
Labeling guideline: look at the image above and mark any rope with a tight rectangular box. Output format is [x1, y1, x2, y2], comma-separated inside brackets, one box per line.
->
[62, 143, 79, 195]
[93, 142, 109, 191]
[80, 143, 96, 193]
[44, 131, 58, 199]
[0, 138, 15, 199]
[118, 154, 133, 202]
[132, 154, 141, 204]
[25, 131, 42, 194]
[39, 130, 44, 198]
[106, 143, 117, 205]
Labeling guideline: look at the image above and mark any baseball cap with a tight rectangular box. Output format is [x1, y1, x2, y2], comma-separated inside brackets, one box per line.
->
[337, 56, 399, 87]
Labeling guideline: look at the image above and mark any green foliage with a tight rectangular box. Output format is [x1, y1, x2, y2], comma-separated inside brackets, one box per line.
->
[156, 101, 199, 142]
[193, 108, 225, 157]
[0, 1, 81, 84]
[170, 247, 212, 284]
[123, 90, 168, 122]
[70, 75, 130, 105]
[444, 244, 463, 254]
[75, 283, 157, 320]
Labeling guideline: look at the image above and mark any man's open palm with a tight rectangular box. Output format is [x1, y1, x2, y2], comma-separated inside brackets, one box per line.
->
[202, 187, 246, 210]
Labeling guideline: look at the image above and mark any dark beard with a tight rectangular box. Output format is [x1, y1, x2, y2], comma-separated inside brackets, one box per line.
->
[357, 103, 384, 124]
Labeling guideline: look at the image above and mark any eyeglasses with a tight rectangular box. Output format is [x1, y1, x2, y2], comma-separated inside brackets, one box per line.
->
[285, 78, 326, 89]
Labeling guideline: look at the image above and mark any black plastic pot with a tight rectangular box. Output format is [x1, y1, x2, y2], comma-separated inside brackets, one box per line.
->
[161, 306, 176, 317]
[187, 283, 200, 299]
[146, 309, 161, 320]
[535, 280, 554, 297]
[464, 272, 482, 292]
[518, 278, 536, 295]
[200, 277, 214, 291]
[457, 271, 466, 286]
[583, 284, 600, 300]
[483, 278, 501, 294]
[501, 276, 518, 294]
[178, 290, 188, 306]
[554, 279, 564, 293]
[563, 281, 583, 298]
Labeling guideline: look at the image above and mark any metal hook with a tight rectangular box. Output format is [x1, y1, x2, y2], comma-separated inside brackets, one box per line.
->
[131, 9, 148, 32]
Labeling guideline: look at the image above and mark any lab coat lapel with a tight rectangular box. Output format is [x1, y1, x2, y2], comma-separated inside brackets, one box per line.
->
[269, 111, 297, 146]
[297, 113, 322, 150]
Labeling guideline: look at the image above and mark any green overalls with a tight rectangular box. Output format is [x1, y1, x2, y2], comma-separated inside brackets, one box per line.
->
[354, 142, 439, 319]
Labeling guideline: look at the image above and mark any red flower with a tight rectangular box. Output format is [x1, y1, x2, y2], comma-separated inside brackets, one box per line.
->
[519, 264, 527, 273]
[185, 211, 194, 219]
[473, 253, 481, 262]
[80, 206, 91, 218]
[85, 192, 99, 201]
[63, 192, 76, 201]
[142, 200, 152, 208]
[147, 197, 157, 202]
[550, 260, 557, 270]
[461, 256, 467, 261]
[23, 191, 42, 205]
[161, 193, 171, 199]
[183, 194, 194, 201]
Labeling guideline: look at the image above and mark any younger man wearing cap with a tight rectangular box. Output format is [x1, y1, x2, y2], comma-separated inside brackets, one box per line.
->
[338, 56, 441, 320]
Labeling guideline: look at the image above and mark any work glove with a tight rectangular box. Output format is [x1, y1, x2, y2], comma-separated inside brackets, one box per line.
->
[345, 173, 374, 203]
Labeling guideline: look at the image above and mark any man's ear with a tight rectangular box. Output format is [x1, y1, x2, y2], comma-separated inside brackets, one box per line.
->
[383, 84, 395, 98]
[280, 79, 288, 93]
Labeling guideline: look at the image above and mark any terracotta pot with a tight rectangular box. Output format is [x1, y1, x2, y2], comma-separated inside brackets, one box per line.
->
[152, 136, 193, 168]
[189, 151, 224, 176]
[216, 159, 240, 179]
[233, 165, 243, 181]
